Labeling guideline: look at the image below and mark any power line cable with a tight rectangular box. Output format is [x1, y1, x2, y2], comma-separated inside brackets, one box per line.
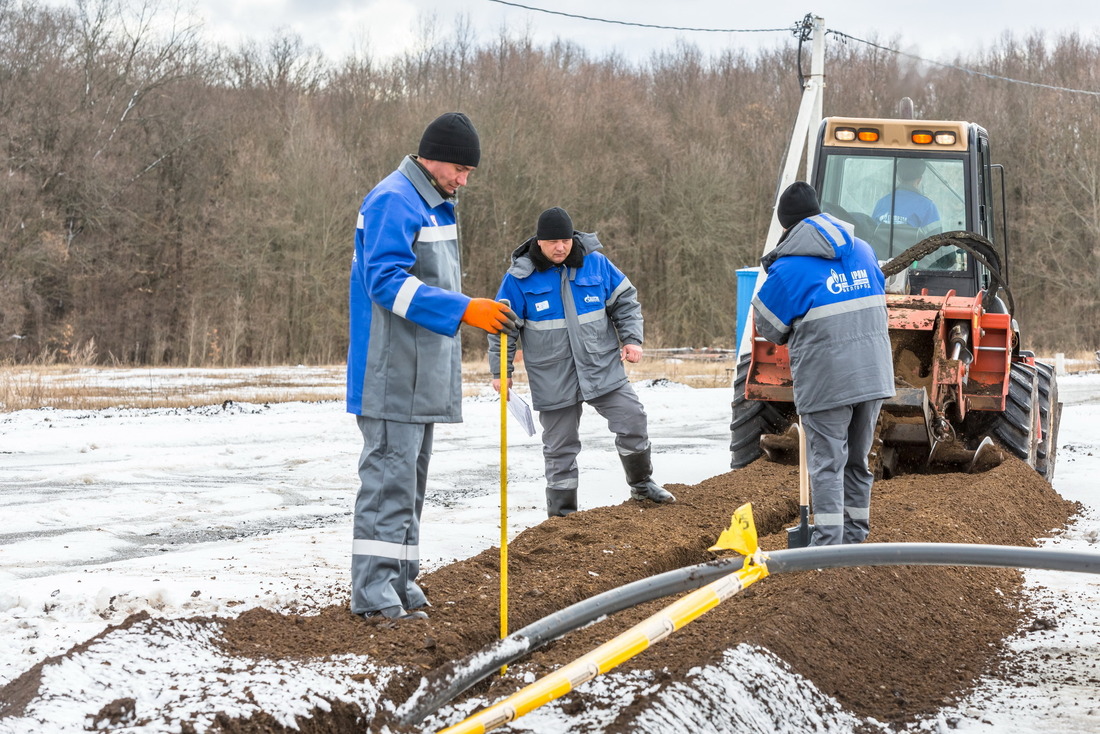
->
[485, 0, 793, 34]
[485, 1, 1100, 97]
[827, 29, 1100, 97]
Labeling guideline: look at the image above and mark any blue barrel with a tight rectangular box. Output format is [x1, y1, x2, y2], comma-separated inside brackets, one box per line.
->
[735, 267, 761, 347]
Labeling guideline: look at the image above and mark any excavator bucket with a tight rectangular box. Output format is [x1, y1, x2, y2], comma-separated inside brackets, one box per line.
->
[928, 435, 1004, 474]
[759, 424, 800, 465]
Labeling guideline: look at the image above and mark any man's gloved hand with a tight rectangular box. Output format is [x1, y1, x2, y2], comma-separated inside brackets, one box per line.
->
[462, 299, 518, 335]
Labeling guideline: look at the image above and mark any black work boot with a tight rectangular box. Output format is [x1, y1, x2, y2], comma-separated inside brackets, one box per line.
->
[620, 448, 676, 504]
[546, 487, 578, 517]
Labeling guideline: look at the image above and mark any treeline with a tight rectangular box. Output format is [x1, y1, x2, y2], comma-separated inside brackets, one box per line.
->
[2, 1, 1098, 365]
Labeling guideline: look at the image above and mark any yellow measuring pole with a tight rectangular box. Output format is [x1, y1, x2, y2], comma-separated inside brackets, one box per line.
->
[499, 332, 509, 675]
[439, 504, 769, 734]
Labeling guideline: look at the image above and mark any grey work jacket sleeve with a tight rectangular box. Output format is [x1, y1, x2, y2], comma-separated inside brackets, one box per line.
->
[606, 276, 643, 346]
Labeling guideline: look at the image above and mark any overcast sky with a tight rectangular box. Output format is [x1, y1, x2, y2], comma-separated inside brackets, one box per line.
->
[173, 0, 1100, 66]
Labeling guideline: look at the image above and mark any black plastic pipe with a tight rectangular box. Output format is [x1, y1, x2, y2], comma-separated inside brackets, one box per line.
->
[397, 543, 1100, 727]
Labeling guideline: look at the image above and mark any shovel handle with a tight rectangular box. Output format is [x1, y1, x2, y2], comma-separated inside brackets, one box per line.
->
[795, 418, 809, 507]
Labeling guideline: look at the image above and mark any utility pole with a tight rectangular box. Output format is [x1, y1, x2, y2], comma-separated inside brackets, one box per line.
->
[762, 14, 826, 256]
[737, 15, 826, 356]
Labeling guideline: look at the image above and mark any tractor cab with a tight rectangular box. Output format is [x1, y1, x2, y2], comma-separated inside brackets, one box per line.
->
[810, 117, 1005, 299]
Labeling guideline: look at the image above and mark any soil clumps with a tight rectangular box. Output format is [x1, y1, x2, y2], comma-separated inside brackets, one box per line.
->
[210, 456, 1077, 732]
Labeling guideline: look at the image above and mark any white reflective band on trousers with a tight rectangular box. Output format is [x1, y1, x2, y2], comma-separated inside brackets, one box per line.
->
[353, 538, 419, 562]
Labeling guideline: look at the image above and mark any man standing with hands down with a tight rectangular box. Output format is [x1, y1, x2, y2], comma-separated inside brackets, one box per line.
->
[488, 206, 674, 518]
[347, 112, 517, 621]
[751, 182, 894, 546]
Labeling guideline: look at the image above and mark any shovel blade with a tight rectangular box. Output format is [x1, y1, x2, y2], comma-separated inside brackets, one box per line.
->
[786, 505, 814, 549]
[786, 522, 813, 549]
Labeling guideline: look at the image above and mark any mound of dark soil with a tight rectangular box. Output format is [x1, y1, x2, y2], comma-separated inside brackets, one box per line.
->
[214, 456, 1077, 732]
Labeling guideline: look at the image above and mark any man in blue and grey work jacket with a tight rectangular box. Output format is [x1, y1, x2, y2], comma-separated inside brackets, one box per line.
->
[487, 206, 675, 517]
[751, 182, 895, 546]
[346, 112, 517, 621]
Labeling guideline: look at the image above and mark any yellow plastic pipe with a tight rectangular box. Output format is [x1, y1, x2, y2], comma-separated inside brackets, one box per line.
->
[440, 505, 769, 734]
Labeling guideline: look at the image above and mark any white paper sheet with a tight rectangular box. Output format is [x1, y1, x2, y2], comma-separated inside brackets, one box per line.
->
[506, 389, 537, 436]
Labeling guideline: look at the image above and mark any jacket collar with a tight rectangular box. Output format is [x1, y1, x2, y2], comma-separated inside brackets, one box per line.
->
[398, 155, 449, 208]
[761, 213, 853, 271]
[507, 231, 603, 278]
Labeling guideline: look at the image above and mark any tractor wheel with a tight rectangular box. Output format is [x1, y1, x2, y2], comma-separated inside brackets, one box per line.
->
[730, 352, 790, 469]
[1034, 361, 1061, 482]
[990, 362, 1039, 469]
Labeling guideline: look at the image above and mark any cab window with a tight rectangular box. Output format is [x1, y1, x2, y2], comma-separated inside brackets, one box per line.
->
[819, 154, 967, 270]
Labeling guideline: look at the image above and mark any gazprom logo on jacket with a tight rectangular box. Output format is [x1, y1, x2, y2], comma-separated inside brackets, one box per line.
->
[584, 295, 601, 304]
[826, 268, 871, 295]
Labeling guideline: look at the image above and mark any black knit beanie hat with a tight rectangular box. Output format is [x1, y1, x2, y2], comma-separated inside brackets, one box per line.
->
[418, 112, 481, 167]
[536, 207, 574, 240]
[777, 181, 821, 229]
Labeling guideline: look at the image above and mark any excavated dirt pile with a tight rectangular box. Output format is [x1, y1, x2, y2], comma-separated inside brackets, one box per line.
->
[0, 457, 1079, 733]
[208, 456, 1077, 733]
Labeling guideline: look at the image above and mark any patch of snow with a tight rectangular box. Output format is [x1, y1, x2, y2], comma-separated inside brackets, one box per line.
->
[1, 371, 1098, 732]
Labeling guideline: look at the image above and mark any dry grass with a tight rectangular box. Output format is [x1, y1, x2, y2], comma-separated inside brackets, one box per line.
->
[0, 352, 737, 413]
[0, 365, 345, 413]
[465, 348, 737, 395]
[2, 348, 1091, 413]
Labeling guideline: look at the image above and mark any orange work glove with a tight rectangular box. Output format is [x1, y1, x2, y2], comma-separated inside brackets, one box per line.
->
[462, 298, 518, 335]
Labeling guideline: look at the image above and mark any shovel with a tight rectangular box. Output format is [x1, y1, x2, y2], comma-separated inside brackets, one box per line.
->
[786, 418, 814, 549]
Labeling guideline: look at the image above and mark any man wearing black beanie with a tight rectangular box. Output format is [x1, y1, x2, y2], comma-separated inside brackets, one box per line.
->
[487, 207, 675, 517]
[776, 180, 821, 230]
[347, 112, 517, 622]
[751, 181, 894, 547]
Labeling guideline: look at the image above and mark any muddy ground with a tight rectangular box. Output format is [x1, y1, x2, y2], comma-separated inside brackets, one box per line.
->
[220, 456, 1077, 732]
[0, 456, 1080, 732]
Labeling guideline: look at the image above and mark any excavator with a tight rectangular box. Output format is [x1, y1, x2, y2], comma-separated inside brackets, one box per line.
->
[729, 18, 1061, 481]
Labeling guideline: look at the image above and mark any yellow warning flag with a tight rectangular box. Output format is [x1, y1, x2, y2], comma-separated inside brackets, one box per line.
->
[708, 502, 759, 556]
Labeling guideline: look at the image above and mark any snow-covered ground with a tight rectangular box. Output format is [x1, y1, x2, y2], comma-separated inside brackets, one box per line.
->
[0, 368, 1098, 733]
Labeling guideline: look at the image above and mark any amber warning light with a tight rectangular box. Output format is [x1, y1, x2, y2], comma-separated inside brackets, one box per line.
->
[833, 127, 881, 143]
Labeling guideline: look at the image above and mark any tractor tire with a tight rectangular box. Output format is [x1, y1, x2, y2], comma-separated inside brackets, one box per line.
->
[730, 352, 790, 469]
[990, 362, 1039, 470]
[1034, 361, 1061, 482]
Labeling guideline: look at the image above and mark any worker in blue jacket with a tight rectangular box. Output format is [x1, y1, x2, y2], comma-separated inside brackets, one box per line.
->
[488, 207, 675, 517]
[347, 112, 517, 621]
[751, 182, 895, 546]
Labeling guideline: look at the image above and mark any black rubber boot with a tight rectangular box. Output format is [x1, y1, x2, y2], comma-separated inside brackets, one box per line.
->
[620, 448, 676, 504]
[546, 487, 578, 517]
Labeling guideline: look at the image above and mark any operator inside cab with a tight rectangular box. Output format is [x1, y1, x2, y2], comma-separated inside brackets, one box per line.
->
[873, 158, 941, 234]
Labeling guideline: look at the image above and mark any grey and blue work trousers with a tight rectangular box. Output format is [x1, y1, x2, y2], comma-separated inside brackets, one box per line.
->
[351, 415, 432, 615]
[539, 383, 650, 511]
[802, 399, 883, 546]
